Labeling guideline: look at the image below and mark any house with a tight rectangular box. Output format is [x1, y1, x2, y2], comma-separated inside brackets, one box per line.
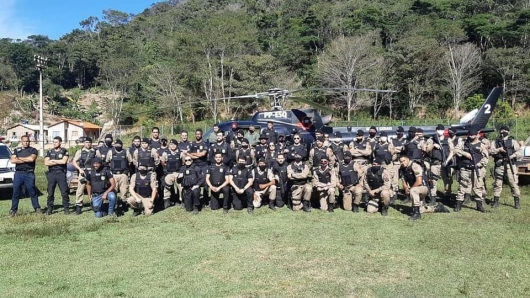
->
[47, 119, 101, 144]
[6, 124, 48, 142]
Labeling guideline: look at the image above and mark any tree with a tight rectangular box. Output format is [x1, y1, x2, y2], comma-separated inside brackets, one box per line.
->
[444, 43, 482, 116]
[317, 33, 384, 121]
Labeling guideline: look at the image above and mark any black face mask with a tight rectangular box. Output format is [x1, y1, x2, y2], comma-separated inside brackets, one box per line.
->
[468, 137, 476, 142]
[501, 132, 509, 137]
[161, 141, 167, 146]
[369, 132, 376, 138]
[371, 166, 381, 173]
[448, 131, 455, 138]
[115, 146, 123, 152]
[237, 136, 243, 141]
[139, 169, 148, 175]
[258, 165, 266, 171]
[344, 158, 352, 164]
[249, 130, 255, 133]
[238, 163, 246, 169]
[295, 156, 302, 162]
[397, 133, 403, 138]
[105, 140, 112, 147]
[408, 132, 415, 139]
[242, 144, 249, 149]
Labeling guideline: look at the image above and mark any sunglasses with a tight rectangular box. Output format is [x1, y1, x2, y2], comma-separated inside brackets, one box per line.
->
[184, 159, 192, 162]
[293, 137, 300, 140]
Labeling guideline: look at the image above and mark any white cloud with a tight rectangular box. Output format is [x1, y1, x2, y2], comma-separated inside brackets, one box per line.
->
[0, 0, 34, 40]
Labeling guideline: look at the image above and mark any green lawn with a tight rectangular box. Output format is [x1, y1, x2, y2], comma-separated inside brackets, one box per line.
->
[0, 166, 529, 297]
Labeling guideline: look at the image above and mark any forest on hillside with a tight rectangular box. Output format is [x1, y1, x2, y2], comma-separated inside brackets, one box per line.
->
[0, 0, 529, 127]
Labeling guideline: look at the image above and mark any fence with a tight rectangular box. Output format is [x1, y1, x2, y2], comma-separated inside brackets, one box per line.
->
[105, 123, 213, 143]
[332, 118, 530, 141]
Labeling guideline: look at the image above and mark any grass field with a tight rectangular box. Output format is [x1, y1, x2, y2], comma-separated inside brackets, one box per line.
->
[0, 165, 529, 297]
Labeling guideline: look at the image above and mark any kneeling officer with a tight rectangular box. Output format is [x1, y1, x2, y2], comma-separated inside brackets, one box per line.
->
[86, 157, 117, 217]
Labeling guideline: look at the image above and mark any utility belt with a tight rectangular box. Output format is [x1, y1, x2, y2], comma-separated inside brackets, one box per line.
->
[291, 179, 308, 186]
[16, 169, 34, 173]
[112, 170, 128, 175]
[48, 169, 66, 173]
[92, 192, 104, 197]
[460, 165, 477, 170]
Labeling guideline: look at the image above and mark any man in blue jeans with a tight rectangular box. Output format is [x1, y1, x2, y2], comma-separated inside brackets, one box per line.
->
[9, 135, 42, 216]
[86, 157, 117, 217]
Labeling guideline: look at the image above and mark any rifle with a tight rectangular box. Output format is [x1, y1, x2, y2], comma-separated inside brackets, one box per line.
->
[464, 140, 481, 188]
[498, 138, 515, 176]
[432, 133, 450, 174]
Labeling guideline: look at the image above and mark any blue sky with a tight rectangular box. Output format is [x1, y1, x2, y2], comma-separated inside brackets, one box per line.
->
[0, 0, 156, 40]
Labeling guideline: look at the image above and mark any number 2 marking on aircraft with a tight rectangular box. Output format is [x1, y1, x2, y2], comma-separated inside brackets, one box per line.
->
[484, 104, 491, 114]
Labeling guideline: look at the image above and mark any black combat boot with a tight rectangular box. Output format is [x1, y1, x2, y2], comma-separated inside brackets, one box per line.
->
[434, 203, 450, 213]
[491, 196, 500, 208]
[352, 204, 359, 213]
[132, 209, 141, 217]
[514, 197, 521, 209]
[476, 201, 487, 213]
[268, 200, 276, 211]
[64, 208, 70, 215]
[193, 208, 199, 215]
[409, 206, 421, 220]
[75, 206, 82, 215]
[164, 199, 171, 209]
[454, 201, 462, 212]
[362, 193, 369, 204]
[328, 204, 334, 213]
[247, 207, 253, 214]
[381, 205, 388, 216]
[302, 201, 311, 212]
[223, 208, 228, 214]
[46, 206, 53, 215]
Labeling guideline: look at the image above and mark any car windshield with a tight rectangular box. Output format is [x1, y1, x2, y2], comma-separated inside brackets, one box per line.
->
[0, 146, 11, 159]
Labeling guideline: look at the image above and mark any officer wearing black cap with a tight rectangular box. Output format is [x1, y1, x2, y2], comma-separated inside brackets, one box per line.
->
[425, 124, 449, 204]
[391, 126, 407, 202]
[162, 139, 183, 208]
[454, 127, 489, 212]
[133, 137, 159, 172]
[276, 133, 289, 154]
[96, 134, 114, 168]
[105, 139, 133, 213]
[44, 136, 70, 215]
[255, 134, 269, 161]
[205, 151, 231, 213]
[230, 129, 245, 149]
[313, 156, 337, 212]
[86, 157, 117, 217]
[72, 137, 95, 214]
[349, 130, 372, 165]
[405, 127, 424, 162]
[337, 151, 363, 212]
[367, 126, 378, 150]
[364, 156, 392, 216]
[490, 125, 521, 209]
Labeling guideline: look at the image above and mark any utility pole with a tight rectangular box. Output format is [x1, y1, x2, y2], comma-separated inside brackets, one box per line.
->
[34, 55, 48, 157]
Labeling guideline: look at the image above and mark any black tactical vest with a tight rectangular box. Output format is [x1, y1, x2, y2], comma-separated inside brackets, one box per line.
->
[406, 140, 423, 160]
[493, 137, 515, 161]
[315, 167, 332, 184]
[458, 141, 482, 168]
[165, 151, 181, 173]
[97, 146, 111, 165]
[138, 149, 154, 168]
[135, 173, 152, 197]
[366, 166, 385, 189]
[338, 162, 359, 187]
[208, 164, 228, 186]
[330, 142, 345, 161]
[232, 167, 251, 188]
[312, 147, 328, 166]
[79, 149, 96, 169]
[253, 168, 270, 189]
[47, 148, 67, 171]
[110, 148, 128, 172]
[237, 148, 253, 166]
[89, 169, 110, 193]
[374, 143, 392, 165]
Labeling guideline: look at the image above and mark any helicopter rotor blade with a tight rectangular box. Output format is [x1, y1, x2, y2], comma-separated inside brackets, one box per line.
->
[290, 87, 398, 93]
[289, 96, 336, 116]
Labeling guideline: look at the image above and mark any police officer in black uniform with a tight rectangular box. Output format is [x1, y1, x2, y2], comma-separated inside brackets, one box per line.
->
[208, 131, 232, 166]
[178, 156, 204, 214]
[262, 121, 278, 144]
[271, 153, 288, 208]
[337, 151, 363, 212]
[205, 152, 231, 213]
[255, 134, 269, 161]
[179, 130, 191, 154]
[44, 136, 70, 215]
[96, 134, 114, 169]
[9, 135, 42, 217]
[287, 133, 308, 162]
[86, 157, 117, 218]
[235, 138, 255, 168]
[187, 129, 208, 207]
[229, 156, 255, 214]
[106, 139, 133, 214]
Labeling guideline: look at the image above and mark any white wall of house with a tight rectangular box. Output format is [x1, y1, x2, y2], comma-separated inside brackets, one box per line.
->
[67, 124, 84, 142]
[48, 122, 66, 141]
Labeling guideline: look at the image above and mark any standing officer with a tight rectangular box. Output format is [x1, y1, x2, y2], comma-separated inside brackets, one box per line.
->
[161, 139, 183, 208]
[309, 136, 334, 169]
[86, 157, 117, 218]
[271, 153, 288, 208]
[72, 137, 96, 214]
[287, 133, 307, 162]
[390, 126, 406, 203]
[454, 128, 489, 212]
[187, 129, 208, 207]
[245, 124, 259, 147]
[425, 124, 447, 204]
[235, 138, 255, 168]
[129, 136, 141, 175]
[262, 121, 278, 144]
[349, 130, 372, 166]
[330, 132, 348, 167]
[252, 158, 277, 210]
[205, 152, 231, 213]
[442, 127, 459, 198]
[179, 130, 191, 154]
[405, 127, 425, 163]
[208, 124, 221, 144]
[127, 165, 158, 216]
[363, 157, 392, 216]
[367, 126, 378, 152]
[209, 131, 232, 166]
[400, 154, 450, 220]
[149, 126, 162, 149]
[229, 156, 255, 214]
[105, 139, 133, 214]
[178, 156, 204, 214]
[255, 134, 270, 161]
[287, 153, 312, 212]
[44, 136, 70, 215]
[9, 135, 42, 216]
[313, 156, 337, 212]
[490, 126, 521, 209]
[133, 138, 159, 172]
[337, 151, 363, 212]
[96, 134, 114, 168]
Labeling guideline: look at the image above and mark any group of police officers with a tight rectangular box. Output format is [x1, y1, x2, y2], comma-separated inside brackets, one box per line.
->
[8, 121, 523, 220]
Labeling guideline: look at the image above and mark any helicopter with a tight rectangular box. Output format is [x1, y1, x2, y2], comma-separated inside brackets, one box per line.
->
[202, 87, 502, 145]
